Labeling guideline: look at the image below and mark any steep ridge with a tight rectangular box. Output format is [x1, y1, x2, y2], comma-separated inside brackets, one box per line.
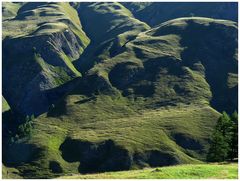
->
[126, 18, 238, 113]
[2, 2, 90, 115]
[3, 17, 237, 178]
[72, 2, 150, 72]
[88, 17, 237, 112]
[122, 2, 238, 27]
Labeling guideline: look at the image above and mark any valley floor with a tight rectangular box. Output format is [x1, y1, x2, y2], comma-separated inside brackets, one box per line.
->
[59, 163, 238, 179]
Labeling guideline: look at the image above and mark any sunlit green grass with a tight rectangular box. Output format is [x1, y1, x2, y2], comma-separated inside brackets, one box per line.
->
[2, 2, 89, 44]
[15, 93, 219, 178]
[59, 163, 238, 179]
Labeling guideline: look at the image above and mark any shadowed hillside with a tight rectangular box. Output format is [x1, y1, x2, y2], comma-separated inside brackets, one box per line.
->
[73, 2, 150, 73]
[3, 2, 90, 115]
[2, 2, 238, 179]
[122, 2, 238, 27]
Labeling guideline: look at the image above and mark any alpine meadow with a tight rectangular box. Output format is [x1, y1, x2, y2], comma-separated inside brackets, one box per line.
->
[2, 2, 238, 179]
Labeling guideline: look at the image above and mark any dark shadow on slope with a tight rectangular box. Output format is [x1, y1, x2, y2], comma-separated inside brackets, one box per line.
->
[16, 2, 58, 15]
[73, 2, 149, 74]
[125, 2, 238, 27]
[172, 133, 204, 150]
[16, 2, 46, 13]
[47, 72, 118, 118]
[49, 161, 63, 173]
[3, 142, 43, 167]
[108, 56, 185, 100]
[60, 138, 184, 174]
[133, 150, 180, 168]
[109, 62, 145, 90]
[45, 78, 81, 104]
[179, 20, 238, 113]
[59, 138, 132, 173]
[46, 77, 82, 117]
[2, 110, 44, 168]
[74, 96, 96, 104]
[2, 30, 83, 116]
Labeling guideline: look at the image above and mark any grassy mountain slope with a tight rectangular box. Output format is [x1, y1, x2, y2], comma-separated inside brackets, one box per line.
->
[3, 98, 219, 178]
[122, 2, 238, 27]
[2, 1, 238, 179]
[73, 2, 150, 73]
[3, 17, 237, 178]
[87, 17, 237, 113]
[2, 2, 24, 20]
[2, 2, 90, 115]
[2, 164, 22, 179]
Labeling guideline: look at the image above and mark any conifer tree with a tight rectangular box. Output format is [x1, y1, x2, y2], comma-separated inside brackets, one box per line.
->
[207, 112, 233, 162]
[229, 111, 238, 160]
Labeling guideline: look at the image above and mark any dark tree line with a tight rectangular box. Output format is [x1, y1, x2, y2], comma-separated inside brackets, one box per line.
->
[207, 111, 238, 162]
[8, 114, 35, 143]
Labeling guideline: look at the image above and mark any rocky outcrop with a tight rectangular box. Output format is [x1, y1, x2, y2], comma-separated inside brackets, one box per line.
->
[2, 2, 90, 116]
[3, 31, 84, 115]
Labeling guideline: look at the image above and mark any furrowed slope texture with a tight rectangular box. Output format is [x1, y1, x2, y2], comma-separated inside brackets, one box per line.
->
[2, 2, 24, 20]
[3, 101, 219, 178]
[89, 17, 238, 113]
[3, 18, 237, 178]
[2, 2, 90, 115]
[122, 2, 238, 27]
[73, 2, 150, 72]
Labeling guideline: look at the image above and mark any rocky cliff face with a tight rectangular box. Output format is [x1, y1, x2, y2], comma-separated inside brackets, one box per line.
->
[2, 2, 90, 115]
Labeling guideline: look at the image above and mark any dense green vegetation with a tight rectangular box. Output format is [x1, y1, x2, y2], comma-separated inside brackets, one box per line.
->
[2, 2, 238, 179]
[59, 163, 238, 179]
[207, 111, 238, 162]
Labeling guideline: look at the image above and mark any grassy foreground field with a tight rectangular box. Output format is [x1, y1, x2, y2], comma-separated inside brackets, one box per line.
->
[59, 163, 238, 179]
